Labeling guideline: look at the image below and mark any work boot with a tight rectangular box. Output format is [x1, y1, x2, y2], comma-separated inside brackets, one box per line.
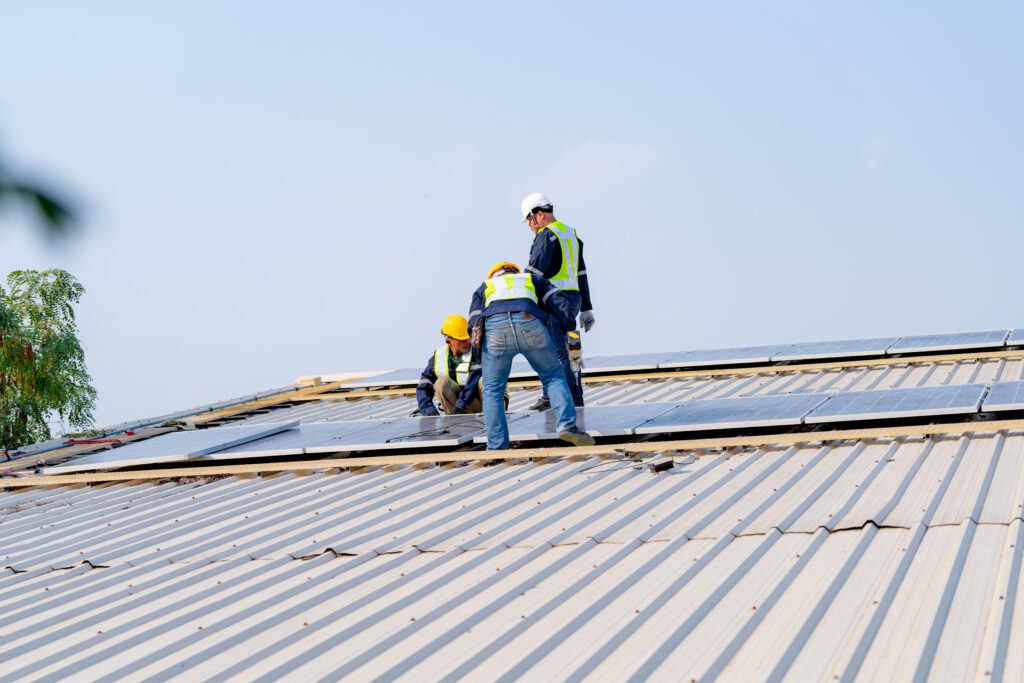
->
[527, 397, 551, 411]
[558, 427, 595, 447]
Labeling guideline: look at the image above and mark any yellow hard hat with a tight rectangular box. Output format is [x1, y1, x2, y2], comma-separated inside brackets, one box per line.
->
[487, 262, 520, 279]
[440, 314, 470, 340]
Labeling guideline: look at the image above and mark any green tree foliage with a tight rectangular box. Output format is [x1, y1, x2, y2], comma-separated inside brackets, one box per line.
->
[0, 269, 97, 450]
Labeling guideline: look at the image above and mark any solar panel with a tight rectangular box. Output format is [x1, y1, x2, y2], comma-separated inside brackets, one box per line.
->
[1007, 329, 1024, 346]
[580, 352, 680, 374]
[509, 359, 537, 379]
[981, 381, 1024, 412]
[771, 337, 899, 362]
[660, 344, 794, 369]
[633, 393, 830, 434]
[803, 383, 986, 424]
[202, 421, 390, 458]
[471, 402, 679, 443]
[40, 422, 300, 474]
[303, 414, 490, 452]
[887, 330, 1010, 355]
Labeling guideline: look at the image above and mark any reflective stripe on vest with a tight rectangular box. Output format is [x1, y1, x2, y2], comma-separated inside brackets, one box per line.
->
[542, 221, 580, 291]
[483, 273, 538, 309]
[434, 345, 472, 386]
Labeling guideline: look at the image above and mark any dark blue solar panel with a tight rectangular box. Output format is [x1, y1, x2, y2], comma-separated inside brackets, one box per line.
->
[887, 330, 1009, 354]
[634, 393, 830, 434]
[804, 384, 986, 424]
[772, 337, 899, 361]
[982, 381, 1024, 412]
[472, 403, 679, 443]
[660, 344, 794, 369]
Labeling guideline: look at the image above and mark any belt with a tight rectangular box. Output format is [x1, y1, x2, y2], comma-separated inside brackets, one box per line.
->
[486, 311, 536, 321]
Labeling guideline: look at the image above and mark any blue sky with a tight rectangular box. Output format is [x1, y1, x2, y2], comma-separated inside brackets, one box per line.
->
[2, 2, 1022, 429]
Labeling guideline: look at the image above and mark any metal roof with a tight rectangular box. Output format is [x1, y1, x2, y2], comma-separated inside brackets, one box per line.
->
[5, 336, 1024, 680]
[2, 430, 1023, 680]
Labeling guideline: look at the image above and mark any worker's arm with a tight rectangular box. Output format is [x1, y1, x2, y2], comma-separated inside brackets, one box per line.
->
[416, 356, 440, 416]
[467, 286, 485, 333]
[526, 231, 559, 280]
[456, 347, 483, 410]
[577, 237, 592, 312]
[532, 275, 577, 332]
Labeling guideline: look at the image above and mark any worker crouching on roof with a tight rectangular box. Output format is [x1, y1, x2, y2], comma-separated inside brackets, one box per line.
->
[468, 262, 595, 450]
[416, 315, 483, 416]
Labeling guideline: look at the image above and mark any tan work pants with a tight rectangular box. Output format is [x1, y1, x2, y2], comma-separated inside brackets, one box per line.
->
[434, 377, 484, 415]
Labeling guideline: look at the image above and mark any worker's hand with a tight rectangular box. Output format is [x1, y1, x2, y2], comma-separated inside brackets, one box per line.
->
[422, 406, 440, 417]
[471, 326, 483, 348]
[453, 405, 467, 414]
[579, 311, 596, 332]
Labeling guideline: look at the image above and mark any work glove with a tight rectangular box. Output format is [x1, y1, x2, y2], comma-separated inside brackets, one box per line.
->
[453, 405, 467, 415]
[422, 405, 440, 417]
[579, 310, 596, 332]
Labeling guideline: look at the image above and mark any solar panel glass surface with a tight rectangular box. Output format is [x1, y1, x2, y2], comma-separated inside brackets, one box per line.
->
[771, 337, 899, 361]
[660, 344, 795, 368]
[803, 383, 986, 423]
[633, 393, 830, 434]
[887, 330, 1009, 354]
[981, 381, 1024, 412]
[581, 353, 680, 374]
[471, 402, 680, 443]
[41, 422, 300, 474]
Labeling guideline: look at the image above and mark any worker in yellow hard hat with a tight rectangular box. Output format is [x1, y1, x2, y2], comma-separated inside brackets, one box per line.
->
[467, 262, 594, 449]
[415, 314, 484, 416]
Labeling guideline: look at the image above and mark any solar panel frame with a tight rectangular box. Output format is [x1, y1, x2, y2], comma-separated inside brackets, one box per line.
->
[803, 383, 987, 424]
[40, 422, 300, 474]
[886, 330, 1010, 355]
[1007, 329, 1024, 346]
[633, 393, 831, 434]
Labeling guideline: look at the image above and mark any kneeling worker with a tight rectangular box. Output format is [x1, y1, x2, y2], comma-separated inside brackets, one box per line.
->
[416, 314, 482, 416]
[468, 262, 595, 450]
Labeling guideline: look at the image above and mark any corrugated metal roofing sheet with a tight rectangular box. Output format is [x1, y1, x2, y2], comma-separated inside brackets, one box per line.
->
[4, 429, 1024, 680]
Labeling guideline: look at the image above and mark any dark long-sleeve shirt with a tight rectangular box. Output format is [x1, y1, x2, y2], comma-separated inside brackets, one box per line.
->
[415, 346, 482, 414]
[467, 273, 578, 335]
[526, 226, 593, 311]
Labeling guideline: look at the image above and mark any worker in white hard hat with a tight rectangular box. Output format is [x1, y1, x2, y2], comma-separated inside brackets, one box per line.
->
[415, 314, 483, 416]
[519, 192, 594, 410]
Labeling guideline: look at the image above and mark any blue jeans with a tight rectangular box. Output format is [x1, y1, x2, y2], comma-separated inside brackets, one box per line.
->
[482, 312, 577, 450]
[541, 290, 583, 405]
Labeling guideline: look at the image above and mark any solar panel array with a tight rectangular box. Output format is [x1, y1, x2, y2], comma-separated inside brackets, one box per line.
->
[38, 329, 1024, 473]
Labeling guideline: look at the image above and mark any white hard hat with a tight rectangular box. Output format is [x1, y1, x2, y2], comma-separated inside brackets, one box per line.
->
[520, 192, 553, 222]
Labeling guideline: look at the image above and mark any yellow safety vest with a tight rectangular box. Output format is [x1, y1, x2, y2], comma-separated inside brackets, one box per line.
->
[434, 345, 472, 386]
[542, 221, 580, 291]
[483, 273, 538, 308]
